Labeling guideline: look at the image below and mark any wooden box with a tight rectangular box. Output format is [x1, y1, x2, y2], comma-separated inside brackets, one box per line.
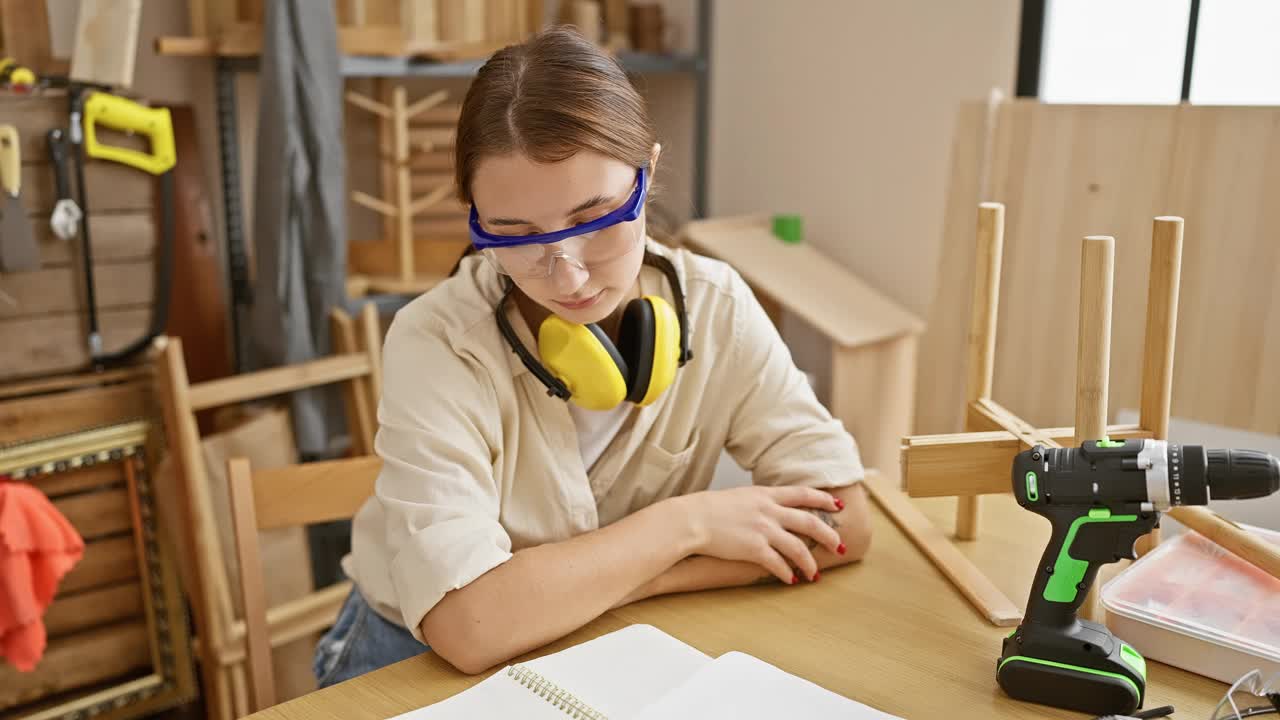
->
[0, 92, 160, 384]
[0, 370, 196, 719]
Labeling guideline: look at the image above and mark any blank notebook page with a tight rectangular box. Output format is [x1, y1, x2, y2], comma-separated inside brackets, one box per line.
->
[522, 623, 712, 717]
[633, 651, 903, 720]
[391, 624, 711, 719]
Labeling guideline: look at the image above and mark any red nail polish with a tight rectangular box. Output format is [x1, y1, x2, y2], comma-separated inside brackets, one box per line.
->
[837, 543, 847, 555]
[812, 571, 821, 582]
[790, 574, 798, 585]
[835, 498, 845, 510]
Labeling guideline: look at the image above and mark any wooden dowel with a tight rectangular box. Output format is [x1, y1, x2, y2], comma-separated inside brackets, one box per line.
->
[957, 202, 1006, 541]
[353, 190, 400, 218]
[344, 90, 392, 119]
[1168, 506, 1280, 582]
[1076, 235, 1115, 622]
[360, 302, 385, 403]
[1137, 216, 1184, 555]
[394, 86, 414, 283]
[405, 89, 449, 120]
[406, 184, 453, 218]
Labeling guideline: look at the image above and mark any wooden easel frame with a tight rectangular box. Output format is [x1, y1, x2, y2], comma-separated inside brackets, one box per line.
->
[899, 206, 1186, 625]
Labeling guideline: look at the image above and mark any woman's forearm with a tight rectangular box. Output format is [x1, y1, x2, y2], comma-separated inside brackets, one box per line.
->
[420, 494, 700, 674]
[621, 483, 873, 604]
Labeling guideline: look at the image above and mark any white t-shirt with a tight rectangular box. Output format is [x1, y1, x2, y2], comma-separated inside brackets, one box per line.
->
[568, 402, 633, 472]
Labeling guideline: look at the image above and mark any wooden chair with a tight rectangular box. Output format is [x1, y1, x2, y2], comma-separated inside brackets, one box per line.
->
[226, 454, 382, 712]
[155, 302, 385, 720]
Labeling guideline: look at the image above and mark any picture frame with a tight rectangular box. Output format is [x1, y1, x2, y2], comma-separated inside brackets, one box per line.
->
[0, 419, 198, 720]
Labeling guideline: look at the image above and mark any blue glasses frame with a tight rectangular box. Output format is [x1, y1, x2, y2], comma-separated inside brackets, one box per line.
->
[469, 166, 647, 250]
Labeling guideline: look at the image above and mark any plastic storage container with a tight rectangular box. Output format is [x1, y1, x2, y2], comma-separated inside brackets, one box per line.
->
[1101, 525, 1280, 684]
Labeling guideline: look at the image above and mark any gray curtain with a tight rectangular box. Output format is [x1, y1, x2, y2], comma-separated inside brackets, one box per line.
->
[248, 0, 348, 456]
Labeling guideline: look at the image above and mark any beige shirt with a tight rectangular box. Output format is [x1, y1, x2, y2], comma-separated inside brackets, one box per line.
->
[344, 239, 864, 642]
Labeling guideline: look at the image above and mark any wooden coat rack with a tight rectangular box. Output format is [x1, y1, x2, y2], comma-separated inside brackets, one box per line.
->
[345, 85, 458, 296]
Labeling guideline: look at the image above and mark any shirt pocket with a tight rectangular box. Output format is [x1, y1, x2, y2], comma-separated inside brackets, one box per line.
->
[633, 428, 703, 505]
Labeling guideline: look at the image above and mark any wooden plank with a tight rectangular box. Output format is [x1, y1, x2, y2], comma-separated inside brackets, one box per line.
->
[330, 309, 375, 456]
[0, 93, 68, 160]
[340, 24, 407, 56]
[681, 216, 925, 347]
[52, 484, 131, 535]
[916, 101, 992, 435]
[34, 212, 157, 266]
[0, 380, 148, 446]
[227, 457, 277, 711]
[59, 535, 138, 595]
[22, 161, 154, 213]
[0, 621, 150, 710]
[401, 0, 437, 53]
[29, 462, 124, 498]
[862, 472, 1022, 627]
[0, 261, 154, 318]
[0, 307, 152, 382]
[45, 582, 144, 638]
[188, 354, 373, 411]
[252, 456, 381, 531]
[902, 424, 1152, 498]
[349, 235, 469, 277]
[1165, 106, 1280, 435]
[53, 487, 132, 539]
[0, 366, 147, 402]
[919, 101, 1183, 436]
[69, 0, 143, 89]
[0, 0, 56, 75]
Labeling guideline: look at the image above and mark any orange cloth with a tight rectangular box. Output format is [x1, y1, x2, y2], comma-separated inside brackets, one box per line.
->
[0, 481, 85, 672]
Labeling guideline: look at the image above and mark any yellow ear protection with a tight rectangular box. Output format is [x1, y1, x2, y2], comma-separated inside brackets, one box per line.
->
[495, 252, 693, 410]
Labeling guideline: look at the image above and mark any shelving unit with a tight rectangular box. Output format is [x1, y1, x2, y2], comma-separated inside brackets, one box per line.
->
[196, 1, 712, 371]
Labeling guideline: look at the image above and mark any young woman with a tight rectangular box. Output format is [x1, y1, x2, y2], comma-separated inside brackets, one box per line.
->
[314, 27, 872, 687]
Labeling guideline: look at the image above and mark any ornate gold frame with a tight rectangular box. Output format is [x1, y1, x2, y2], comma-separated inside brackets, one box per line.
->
[1, 420, 197, 720]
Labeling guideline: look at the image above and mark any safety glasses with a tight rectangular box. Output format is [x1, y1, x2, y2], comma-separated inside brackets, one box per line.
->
[1213, 669, 1280, 719]
[469, 166, 647, 279]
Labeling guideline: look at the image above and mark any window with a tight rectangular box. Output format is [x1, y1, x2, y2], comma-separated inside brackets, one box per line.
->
[1039, 0, 1190, 104]
[1019, 0, 1280, 105]
[1189, 0, 1280, 104]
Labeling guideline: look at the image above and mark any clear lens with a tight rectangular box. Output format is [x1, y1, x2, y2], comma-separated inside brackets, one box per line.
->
[485, 219, 642, 279]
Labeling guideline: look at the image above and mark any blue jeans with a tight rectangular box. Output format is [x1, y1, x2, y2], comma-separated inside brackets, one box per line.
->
[313, 586, 431, 688]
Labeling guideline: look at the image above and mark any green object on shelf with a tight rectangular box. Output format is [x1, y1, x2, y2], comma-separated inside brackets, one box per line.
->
[772, 214, 803, 244]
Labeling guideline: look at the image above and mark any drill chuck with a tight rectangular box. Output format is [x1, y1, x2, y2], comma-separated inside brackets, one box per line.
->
[1207, 448, 1280, 500]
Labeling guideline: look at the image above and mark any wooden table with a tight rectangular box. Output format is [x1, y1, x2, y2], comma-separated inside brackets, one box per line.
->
[250, 491, 1228, 719]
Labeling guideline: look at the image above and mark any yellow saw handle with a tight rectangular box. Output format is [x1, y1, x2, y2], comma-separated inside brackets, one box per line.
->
[83, 92, 176, 176]
[0, 124, 19, 196]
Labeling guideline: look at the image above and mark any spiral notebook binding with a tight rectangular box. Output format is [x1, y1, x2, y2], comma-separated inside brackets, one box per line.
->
[507, 665, 609, 720]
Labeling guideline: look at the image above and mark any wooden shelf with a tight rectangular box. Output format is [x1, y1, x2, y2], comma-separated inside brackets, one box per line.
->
[156, 34, 703, 78]
[679, 215, 925, 348]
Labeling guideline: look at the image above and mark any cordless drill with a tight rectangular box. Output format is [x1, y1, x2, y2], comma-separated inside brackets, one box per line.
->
[997, 437, 1280, 716]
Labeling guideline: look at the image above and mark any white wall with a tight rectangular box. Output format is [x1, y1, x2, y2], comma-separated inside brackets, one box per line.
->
[707, 0, 1020, 385]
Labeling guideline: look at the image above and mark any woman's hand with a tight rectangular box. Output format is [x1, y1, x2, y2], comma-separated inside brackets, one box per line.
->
[675, 486, 845, 584]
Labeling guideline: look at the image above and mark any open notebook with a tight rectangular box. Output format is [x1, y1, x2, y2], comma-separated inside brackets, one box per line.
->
[392, 624, 901, 720]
